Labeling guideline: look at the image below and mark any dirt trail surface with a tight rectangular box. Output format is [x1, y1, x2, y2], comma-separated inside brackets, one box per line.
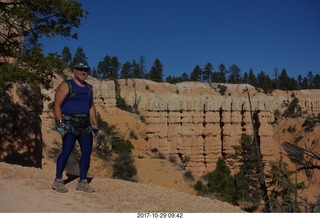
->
[0, 162, 243, 213]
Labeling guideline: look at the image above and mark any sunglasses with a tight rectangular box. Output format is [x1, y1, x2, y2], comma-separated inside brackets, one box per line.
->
[76, 68, 90, 72]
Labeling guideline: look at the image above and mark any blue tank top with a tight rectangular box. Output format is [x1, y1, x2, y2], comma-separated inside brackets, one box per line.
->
[61, 79, 93, 114]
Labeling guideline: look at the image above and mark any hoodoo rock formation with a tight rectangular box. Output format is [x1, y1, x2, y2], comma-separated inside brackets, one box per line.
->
[1, 73, 320, 209]
[113, 79, 320, 175]
[4, 73, 320, 179]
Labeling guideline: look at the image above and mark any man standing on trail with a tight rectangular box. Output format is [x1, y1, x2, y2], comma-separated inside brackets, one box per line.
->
[52, 61, 99, 193]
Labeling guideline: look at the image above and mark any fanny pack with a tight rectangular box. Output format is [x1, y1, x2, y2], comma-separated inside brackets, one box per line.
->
[64, 123, 92, 136]
[62, 113, 90, 129]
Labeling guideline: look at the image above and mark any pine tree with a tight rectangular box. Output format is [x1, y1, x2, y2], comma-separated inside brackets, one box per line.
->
[70, 47, 88, 69]
[181, 72, 189, 81]
[231, 135, 261, 211]
[301, 77, 309, 89]
[256, 71, 273, 93]
[217, 63, 227, 83]
[243, 72, 248, 84]
[190, 65, 202, 82]
[283, 97, 301, 118]
[266, 161, 304, 212]
[228, 64, 241, 84]
[91, 67, 98, 78]
[120, 61, 132, 79]
[206, 157, 237, 203]
[248, 68, 257, 87]
[278, 68, 298, 90]
[314, 74, 320, 89]
[273, 67, 280, 89]
[202, 62, 213, 82]
[307, 71, 314, 88]
[109, 56, 120, 79]
[139, 56, 146, 79]
[0, 0, 86, 96]
[97, 55, 111, 79]
[132, 60, 143, 78]
[148, 58, 163, 82]
[61, 46, 72, 66]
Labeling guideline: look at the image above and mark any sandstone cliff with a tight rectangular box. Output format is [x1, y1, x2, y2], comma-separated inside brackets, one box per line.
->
[2, 73, 319, 210]
[87, 78, 320, 175]
[40, 76, 320, 174]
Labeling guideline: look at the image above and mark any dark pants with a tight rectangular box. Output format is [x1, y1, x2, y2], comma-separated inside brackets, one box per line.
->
[55, 131, 93, 181]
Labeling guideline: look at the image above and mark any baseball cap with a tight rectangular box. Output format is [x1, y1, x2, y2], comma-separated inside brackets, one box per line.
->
[73, 61, 90, 70]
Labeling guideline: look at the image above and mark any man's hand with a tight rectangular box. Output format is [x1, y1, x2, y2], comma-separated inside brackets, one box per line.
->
[57, 121, 66, 137]
[92, 127, 99, 137]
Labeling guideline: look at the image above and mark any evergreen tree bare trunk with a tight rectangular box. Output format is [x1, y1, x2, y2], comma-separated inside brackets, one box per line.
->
[245, 86, 271, 212]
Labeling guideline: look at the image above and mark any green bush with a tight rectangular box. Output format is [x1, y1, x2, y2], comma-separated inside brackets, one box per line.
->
[113, 153, 137, 181]
[112, 136, 134, 153]
[206, 157, 237, 203]
[217, 84, 227, 95]
[302, 115, 320, 132]
[168, 154, 177, 163]
[193, 180, 207, 196]
[183, 170, 195, 181]
[284, 97, 301, 118]
[95, 113, 137, 181]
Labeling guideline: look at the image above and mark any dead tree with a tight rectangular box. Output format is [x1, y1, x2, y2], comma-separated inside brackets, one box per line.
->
[245, 86, 271, 212]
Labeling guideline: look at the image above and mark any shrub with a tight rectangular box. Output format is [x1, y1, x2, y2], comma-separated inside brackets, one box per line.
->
[193, 180, 207, 196]
[206, 157, 237, 203]
[139, 115, 146, 123]
[112, 136, 134, 153]
[274, 109, 281, 119]
[115, 80, 133, 113]
[302, 115, 320, 132]
[287, 125, 296, 133]
[183, 170, 195, 181]
[217, 84, 227, 95]
[181, 155, 190, 165]
[113, 153, 137, 181]
[168, 154, 177, 163]
[129, 130, 138, 139]
[284, 97, 301, 118]
[157, 152, 166, 159]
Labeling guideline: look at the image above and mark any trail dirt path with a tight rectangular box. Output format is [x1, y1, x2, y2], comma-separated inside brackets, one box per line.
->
[0, 162, 243, 213]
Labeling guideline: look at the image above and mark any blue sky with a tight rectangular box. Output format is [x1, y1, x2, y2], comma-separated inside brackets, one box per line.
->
[41, 0, 320, 80]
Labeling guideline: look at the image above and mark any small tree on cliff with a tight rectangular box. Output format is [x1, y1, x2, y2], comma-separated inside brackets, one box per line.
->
[208, 157, 237, 203]
[230, 134, 261, 211]
[194, 157, 237, 204]
[266, 161, 304, 212]
[283, 96, 302, 118]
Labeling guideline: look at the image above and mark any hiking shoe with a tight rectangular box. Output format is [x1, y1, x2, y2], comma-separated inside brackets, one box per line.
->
[52, 179, 68, 193]
[76, 179, 95, 193]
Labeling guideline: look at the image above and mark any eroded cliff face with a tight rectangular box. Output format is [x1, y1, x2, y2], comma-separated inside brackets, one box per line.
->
[41, 76, 320, 176]
[115, 79, 320, 175]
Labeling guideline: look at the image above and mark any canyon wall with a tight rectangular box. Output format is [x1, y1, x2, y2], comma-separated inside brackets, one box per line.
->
[2, 75, 317, 207]
[115, 79, 320, 175]
[31, 76, 320, 176]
